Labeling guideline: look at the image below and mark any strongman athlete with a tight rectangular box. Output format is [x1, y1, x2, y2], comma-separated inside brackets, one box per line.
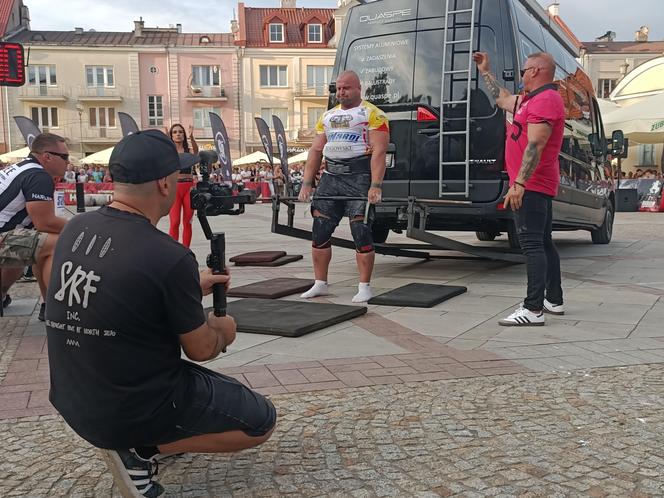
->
[298, 70, 389, 303]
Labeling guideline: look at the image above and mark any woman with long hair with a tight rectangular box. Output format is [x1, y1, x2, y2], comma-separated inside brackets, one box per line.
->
[168, 124, 199, 247]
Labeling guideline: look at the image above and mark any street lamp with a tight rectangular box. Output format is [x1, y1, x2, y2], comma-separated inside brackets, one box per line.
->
[75, 102, 84, 158]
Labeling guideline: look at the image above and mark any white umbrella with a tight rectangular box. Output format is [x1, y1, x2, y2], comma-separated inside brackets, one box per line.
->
[0, 146, 31, 163]
[288, 150, 309, 164]
[233, 151, 280, 167]
[79, 146, 115, 165]
[603, 92, 664, 144]
[596, 98, 621, 116]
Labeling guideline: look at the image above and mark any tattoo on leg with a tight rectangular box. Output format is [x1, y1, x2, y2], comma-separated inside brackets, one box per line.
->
[516, 142, 541, 184]
[482, 72, 502, 100]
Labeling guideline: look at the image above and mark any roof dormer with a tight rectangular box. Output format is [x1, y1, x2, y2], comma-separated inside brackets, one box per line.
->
[301, 14, 325, 45]
[264, 14, 287, 45]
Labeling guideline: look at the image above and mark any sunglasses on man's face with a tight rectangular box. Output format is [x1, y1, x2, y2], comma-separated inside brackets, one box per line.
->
[46, 151, 70, 161]
[520, 67, 537, 78]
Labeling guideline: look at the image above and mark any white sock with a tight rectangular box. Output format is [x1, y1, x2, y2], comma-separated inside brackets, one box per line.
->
[352, 282, 374, 303]
[301, 280, 329, 299]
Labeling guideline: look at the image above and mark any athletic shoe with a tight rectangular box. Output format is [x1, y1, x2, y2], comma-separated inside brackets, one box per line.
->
[543, 299, 565, 315]
[99, 448, 164, 497]
[38, 303, 46, 322]
[499, 306, 545, 327]
[2, 294, 11, 309]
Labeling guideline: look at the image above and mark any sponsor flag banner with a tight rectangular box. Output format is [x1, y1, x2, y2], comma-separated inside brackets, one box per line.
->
[254, 117, 274, 167]
[13, 116, 41, 147]
[118, 112, 139, 136]
[209, 112, 232, 182]
[272, 115, 291, 185]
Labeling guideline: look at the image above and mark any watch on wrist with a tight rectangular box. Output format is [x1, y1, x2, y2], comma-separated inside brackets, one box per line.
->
[370, 182, 382, 189]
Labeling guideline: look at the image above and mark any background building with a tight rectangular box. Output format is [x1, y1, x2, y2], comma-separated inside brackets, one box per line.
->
[234, 0, 336, 154]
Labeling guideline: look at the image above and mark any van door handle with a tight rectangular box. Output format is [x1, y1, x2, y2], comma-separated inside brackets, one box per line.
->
[417, 129, 439, 136]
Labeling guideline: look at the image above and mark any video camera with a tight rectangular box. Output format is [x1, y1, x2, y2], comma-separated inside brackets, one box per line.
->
[190, 150, 256, 217]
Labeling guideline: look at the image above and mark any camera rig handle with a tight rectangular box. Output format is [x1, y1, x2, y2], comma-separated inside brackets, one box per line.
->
[197, 208, 226, 318]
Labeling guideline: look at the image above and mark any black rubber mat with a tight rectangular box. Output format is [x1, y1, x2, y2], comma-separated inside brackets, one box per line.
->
[208, 299, 367, 337]
[229, 251, 286, 263]
[227, 278, 314, 299]
[234, 254, 303, 267]
[368, 283, 467, 307]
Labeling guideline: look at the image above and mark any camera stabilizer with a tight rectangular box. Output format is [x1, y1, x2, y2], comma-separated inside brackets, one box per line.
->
[190, 150, 257, 323]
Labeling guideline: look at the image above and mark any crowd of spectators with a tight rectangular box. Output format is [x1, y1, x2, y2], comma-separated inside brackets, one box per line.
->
[624, 168, 662, 180]
[62, 165, 112, 183]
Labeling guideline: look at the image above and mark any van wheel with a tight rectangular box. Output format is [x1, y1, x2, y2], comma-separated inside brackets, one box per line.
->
[372, 224, 390, 244]
[507, 221, 521, 249]
[591, 206, 613, 244]
[476, 231, 499, 241]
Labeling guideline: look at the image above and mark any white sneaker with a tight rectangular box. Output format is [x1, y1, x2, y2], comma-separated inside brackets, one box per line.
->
[499, 306, 545, 327]
[543, 299, 565, 315]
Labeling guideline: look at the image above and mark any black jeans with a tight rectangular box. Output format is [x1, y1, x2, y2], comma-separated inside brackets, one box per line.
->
[514, 191, 563, 311]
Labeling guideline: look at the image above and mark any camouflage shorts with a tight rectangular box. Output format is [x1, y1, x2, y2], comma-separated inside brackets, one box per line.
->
[0, 228, 47, 268]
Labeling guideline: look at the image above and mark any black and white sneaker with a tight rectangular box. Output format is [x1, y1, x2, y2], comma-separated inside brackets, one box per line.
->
[499, 306, 545, 326]
[543, 299, 565, 315]
[100, 448, 164, 497]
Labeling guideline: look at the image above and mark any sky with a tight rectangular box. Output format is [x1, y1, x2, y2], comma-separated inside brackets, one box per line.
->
[22, 0, 664, 43]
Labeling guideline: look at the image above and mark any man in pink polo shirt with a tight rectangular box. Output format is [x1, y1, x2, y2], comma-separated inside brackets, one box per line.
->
[473, 51, 566, 326]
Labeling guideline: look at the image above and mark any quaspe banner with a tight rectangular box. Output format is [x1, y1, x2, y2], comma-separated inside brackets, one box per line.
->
[118, 112, 139, 137]
[13, 116, 41, 147]
[272, 115, 291, 185]
[254, 117, 274, 167]
[209, 112, 232, 182]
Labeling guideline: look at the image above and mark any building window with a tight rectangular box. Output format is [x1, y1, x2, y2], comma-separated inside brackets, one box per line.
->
[27, 65, 56, 86]
[598, 78, 617, 99]
[308, 24, 322, 43]
[193, 107, 221, 130]
[261, 108, 288, 129]
[89, 107, 116, 128]
[307, 107, 325, 129]
[638, 144, 656, 166]
[147, 96, 163, 126]
[30, 106, 58, 128]
[269, 23, 284, 43]
[192, 65, 220, 87]
[259, 65, 288, 87]
[86, 66, 114, 87]
[306, 65, 333, 95]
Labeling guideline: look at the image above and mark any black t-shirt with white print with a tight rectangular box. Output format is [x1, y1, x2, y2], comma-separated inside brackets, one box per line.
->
[46, 206, 206, 449]
[0, 155, 54, 232]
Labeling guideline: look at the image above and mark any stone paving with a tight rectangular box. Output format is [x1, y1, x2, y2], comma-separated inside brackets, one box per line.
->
[1, 207, 664, 496]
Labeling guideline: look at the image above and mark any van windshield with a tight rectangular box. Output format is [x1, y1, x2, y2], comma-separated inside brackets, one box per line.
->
[343, 33, 416, 105]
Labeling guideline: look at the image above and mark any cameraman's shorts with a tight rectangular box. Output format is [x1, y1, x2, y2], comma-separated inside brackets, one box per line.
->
[157, 361, 276, 444]
[311, 172, 372, 223]
[0, 228, 48, 268]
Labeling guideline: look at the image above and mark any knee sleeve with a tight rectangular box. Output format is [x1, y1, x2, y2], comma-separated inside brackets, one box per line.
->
[312, 216, 336, 249]
[350, 220, 374, 253]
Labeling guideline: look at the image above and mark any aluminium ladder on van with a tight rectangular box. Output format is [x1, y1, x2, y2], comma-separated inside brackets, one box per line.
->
[439, 0, 477, 198]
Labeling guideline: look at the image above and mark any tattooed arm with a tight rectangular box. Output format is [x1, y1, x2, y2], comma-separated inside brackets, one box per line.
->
[472, 52, 518, 112]
[515, 122, 553, 184]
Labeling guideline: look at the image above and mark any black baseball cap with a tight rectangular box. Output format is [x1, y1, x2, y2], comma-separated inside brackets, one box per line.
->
[109, 129, 199, 184]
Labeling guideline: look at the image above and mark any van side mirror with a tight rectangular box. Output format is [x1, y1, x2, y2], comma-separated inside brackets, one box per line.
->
[609, 130, 625, 157]
[588, 133, 605, 158]
[328, 82, 336, 94]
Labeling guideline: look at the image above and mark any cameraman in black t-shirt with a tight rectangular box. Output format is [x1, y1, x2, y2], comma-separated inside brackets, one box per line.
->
[45, 130, 276, 498]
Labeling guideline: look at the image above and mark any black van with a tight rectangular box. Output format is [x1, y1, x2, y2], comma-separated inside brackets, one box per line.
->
[330, 0, 624, 247]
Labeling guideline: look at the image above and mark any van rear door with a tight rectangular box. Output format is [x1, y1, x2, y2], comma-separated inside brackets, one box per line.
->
[410, 0, 511, 202]
[336, 0, 418, 199]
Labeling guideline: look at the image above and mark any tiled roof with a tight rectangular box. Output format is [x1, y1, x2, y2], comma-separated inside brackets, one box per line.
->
[240, 5, 335, 48]
[7, 29, 235, 47]
[0, 0, 14, 36]
[582, 41, 664, 54]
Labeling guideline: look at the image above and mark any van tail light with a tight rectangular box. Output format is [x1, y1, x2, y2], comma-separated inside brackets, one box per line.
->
[417, 106, 437, 122]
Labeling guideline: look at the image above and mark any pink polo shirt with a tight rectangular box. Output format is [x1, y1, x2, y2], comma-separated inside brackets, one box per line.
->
[505, 84, 565, 197]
